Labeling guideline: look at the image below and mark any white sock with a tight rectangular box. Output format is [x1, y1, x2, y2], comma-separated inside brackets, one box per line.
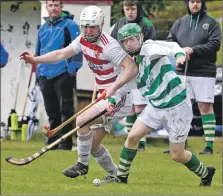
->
[92, 145, 117, 176]
[77, 131, 93, 166]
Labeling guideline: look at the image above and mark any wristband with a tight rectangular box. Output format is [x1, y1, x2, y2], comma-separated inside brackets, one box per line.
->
[108, 97, 116, 106]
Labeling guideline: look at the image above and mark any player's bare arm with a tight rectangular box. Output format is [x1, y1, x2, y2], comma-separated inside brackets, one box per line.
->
[105, 56, 138, 98]
[20, 45, 75, 64]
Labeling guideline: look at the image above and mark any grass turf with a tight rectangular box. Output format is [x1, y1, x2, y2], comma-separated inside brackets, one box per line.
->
[1, 136, 222, 195]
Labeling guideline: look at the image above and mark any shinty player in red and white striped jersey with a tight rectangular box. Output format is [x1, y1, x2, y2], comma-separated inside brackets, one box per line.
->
[20, 5, 138, 181]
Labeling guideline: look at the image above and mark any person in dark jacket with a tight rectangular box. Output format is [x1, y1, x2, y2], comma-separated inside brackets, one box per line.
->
[166, 0, 221, 155]
[111, 0, 156, 152]
[111, 0, 156, 41]
[36, 0, 83, 150]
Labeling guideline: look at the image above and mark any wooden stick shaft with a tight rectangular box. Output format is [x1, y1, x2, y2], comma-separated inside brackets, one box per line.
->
[48, 110, 106, 148]
[91, 85, 97, 103]
[47, 92, 106, 137]
[183, 58, 189, 88]
[5, 110, 106, 166]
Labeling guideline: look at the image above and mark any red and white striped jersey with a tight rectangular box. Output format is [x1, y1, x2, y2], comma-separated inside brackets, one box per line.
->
[70, 32, 128, 93]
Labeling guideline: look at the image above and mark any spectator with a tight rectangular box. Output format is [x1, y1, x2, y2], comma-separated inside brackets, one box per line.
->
[35, 0, 82, 150]
[166, 0, 221, 155]
[1, 43, 9, 68]
[111, 0, 156, 151]
[111, 0, 156, 41]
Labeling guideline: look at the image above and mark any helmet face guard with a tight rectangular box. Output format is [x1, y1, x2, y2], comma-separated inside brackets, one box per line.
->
[117, 23, 143, 56]
[81, 25, 101, 43]
[80, 6, 104, 43]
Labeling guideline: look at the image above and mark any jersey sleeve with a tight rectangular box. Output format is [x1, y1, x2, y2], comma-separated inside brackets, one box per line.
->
[69, 35, 82, 54]
[103, 40, 128, 67]
[155, 40, 185, 57]
[141, 40, 185, 58]
[111, 77, 137, 105]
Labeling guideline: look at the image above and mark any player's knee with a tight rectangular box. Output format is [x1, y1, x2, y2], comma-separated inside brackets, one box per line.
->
[127, 134, 139, 145]
[198, 103, 213, 114]
[171, 152, 184, 163]
[76, 115, 84, 127]
[76, 116, 91, 135]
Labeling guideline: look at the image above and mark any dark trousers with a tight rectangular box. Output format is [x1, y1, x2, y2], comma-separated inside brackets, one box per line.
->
[39, 72, 75, 149]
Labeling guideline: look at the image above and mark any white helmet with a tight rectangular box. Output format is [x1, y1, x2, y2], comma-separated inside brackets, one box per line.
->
[80, 6, 104, 43]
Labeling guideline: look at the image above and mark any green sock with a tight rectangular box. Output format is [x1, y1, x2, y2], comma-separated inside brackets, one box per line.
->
[117, 146, 137, 177]
[184, 153, 208, 179]
[126, 114, 137, 132]
[201, 114, 216, 150]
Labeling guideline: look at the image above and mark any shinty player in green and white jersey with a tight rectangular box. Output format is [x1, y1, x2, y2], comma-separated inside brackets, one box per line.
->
[104, 23, 216, 187]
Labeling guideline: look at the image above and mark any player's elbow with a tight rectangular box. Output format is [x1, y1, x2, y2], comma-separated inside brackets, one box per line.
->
[57, 51, 66, 61]
[131, 63, 138, 77]
[134, 63, 138, 73]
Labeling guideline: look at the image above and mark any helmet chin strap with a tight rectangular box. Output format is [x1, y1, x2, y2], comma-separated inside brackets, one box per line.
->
[128, 47, 141, 56]
[84, 35, 100, 43]
[82, 27, 102, 43]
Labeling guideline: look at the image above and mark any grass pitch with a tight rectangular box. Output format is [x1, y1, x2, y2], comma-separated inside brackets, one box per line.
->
[1, 136, 222, 195]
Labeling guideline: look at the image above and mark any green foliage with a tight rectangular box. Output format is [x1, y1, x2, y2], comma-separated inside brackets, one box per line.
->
[216, 22, 222, 66]
[206, 0, 222, 14]
[1, 137, 222, 195]
[150, 1, 188, 40]
[137, 0, 167, 17]
[208, 9, 222, 18]
[206, 1, 222, 66]
[111, 1, 124, 26]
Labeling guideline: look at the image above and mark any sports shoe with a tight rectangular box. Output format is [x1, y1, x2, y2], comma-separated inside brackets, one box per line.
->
[95, 175, 128, 185]
[117, 175, 128, 183]
[163, 148, 170, 153]
[104, 175, 128, 184]
[62, 162, 88, 178]
[199, 147, 213, 155]
[200, 166, 216, 186]
[102, 175, 122, 184]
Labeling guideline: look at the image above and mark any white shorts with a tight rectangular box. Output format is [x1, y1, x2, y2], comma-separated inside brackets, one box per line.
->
[137, 97, 193, 143]
[179, 76, 216, 103]
[94, 93, 132, 132]
[131, 89, 147, 105]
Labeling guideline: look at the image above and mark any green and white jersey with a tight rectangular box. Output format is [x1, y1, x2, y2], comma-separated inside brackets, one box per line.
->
[137, 40, 186, 109]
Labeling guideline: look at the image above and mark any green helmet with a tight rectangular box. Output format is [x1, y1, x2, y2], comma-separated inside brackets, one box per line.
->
[117, 23, 143, 56]
[118, 23, 142, 41]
